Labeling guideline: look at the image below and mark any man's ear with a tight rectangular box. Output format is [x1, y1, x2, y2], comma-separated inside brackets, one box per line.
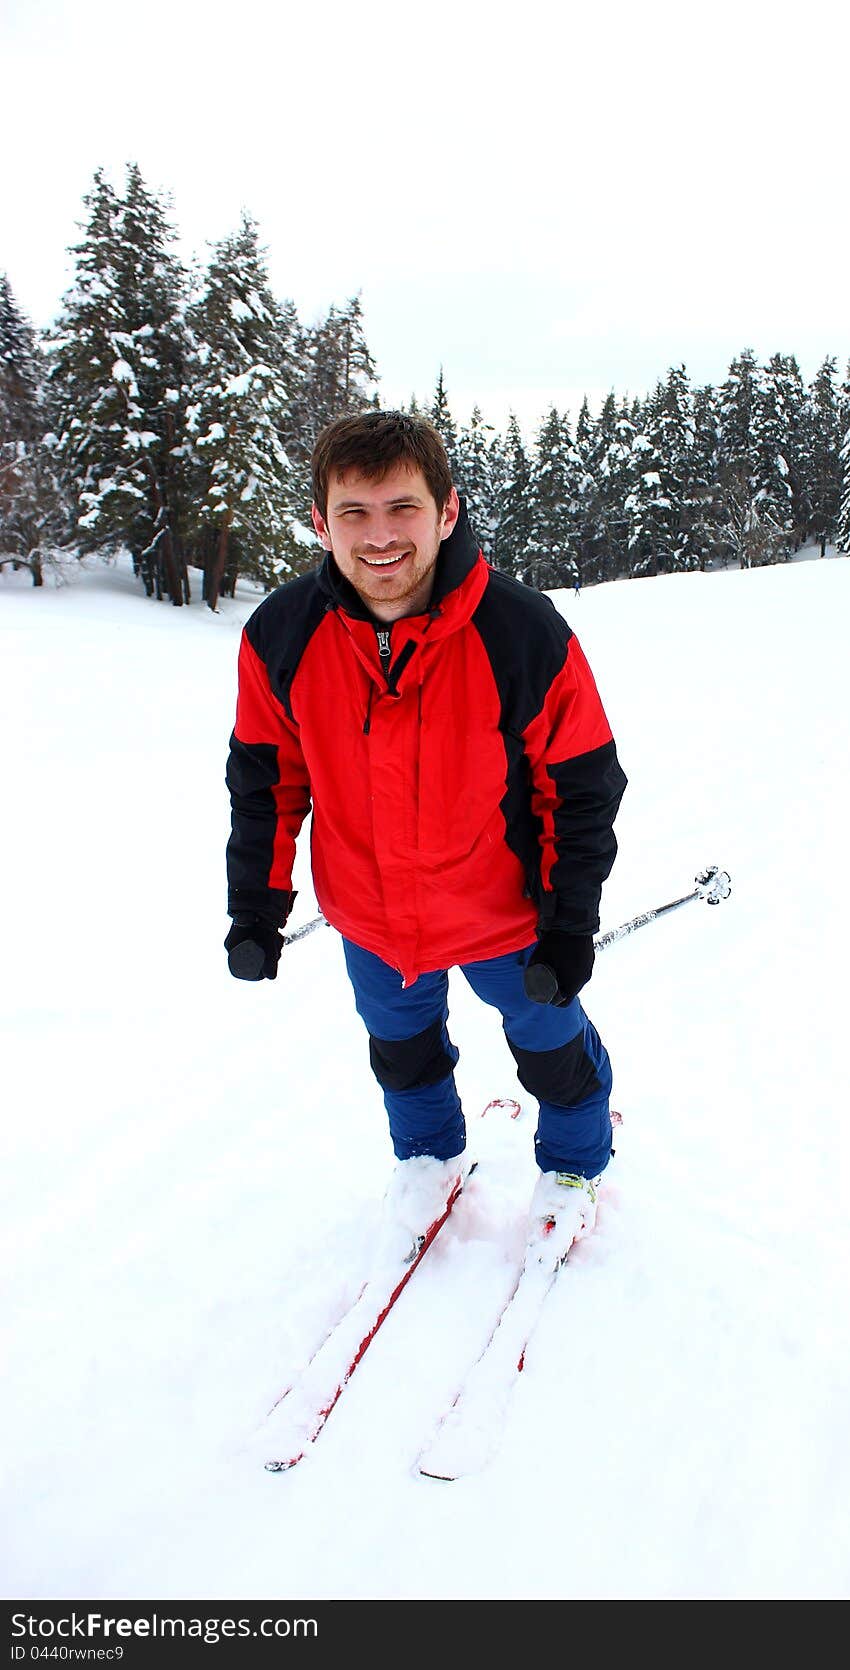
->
[440, 486, 461, 541]
[311, 503, 332, 551]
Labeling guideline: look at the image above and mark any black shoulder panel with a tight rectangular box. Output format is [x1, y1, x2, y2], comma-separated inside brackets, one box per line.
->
[242, 572, 329, 720]
[471, 568, 573, 735]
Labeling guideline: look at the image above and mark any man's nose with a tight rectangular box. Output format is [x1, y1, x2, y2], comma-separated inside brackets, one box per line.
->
[362, 521, 400, 551]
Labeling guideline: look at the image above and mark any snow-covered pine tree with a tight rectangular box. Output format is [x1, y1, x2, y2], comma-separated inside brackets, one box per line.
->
[689, 384, 725, 570]
[769, 353, 809, 545]
[296, 293, 379, 472]
[0, 273, 40, 445]
[569, 398, 605, 585]
[718, 348, 758, 470]
[494, 412, 534, 580]
[524, 407, 577, 588]
[717, 348, 779, 568]
[45, 171, 126, 556]
[186, 213, 305, 610]
[454, 404, 497, 557]
[598, 395, 637, 582]
[648, 365, 700, 571]
[807, 356, 843, 556]
[0, 273, 68, 584]
[47, 165, 191, 603]
[752, 353, 802, 558]
[837, 360, 850, 554]
[429, 369, 463, 482]
[111, 163, 191, 601]
[486, 421, 510, 551]
[273, 295, 310, 516]
[625, 385, 670, 577]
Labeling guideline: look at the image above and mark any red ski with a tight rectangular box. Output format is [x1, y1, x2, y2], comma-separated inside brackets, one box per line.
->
[264, 1161, 476, 1472]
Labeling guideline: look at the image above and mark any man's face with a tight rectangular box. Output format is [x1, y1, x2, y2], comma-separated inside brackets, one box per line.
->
[311, 463, 460, 621]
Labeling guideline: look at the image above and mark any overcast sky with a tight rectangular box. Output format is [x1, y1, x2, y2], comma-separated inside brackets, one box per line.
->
[3, 0, 848, 436]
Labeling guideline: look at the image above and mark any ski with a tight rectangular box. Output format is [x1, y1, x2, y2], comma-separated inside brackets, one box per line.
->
[260, 1098, 521, 1471]
[416, 1229, 576, 1481]
[417, 1110, 623, 1481]
[263, 1160, 477, 1472]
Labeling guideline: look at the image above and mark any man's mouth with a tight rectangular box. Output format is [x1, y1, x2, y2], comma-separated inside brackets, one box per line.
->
[360, 550, 410, 571]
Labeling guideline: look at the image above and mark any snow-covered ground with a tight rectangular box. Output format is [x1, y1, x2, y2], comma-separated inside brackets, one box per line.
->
[2, 545, 849, 1601]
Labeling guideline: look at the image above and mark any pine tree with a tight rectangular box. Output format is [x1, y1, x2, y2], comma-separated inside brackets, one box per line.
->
[837, 360, 850, 554]
[45, 170, 125, 554]
[273, 294, 310, 513]
[717, 349, 783, 568]
[0, 274, 67, 584]
[689, 385, 725, 570]
[624, 406, 669, 577]
[595, 395, 636, 581]
[718, 348, 759, 474]
[525, 407, 577, 588]
[112, 163, 191, 600]
[494, 412, 534, 579]
[767, 353, 808, 544]
[807, 357, 843, 556]
[296, 293, 379, 468]
[567, 395, 633, 585]
[570, 398, 606, 585]
[0, 273, 39, 443]
[752, 353, 799, 557]
[46, 165, 191, 602]
[454, 404, 497, 556]
[186, 213, 306, 609]
[651, 366, 700, 571]
[429, 369, 462, 481]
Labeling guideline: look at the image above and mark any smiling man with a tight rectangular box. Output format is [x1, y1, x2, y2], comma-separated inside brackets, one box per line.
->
[224, 410, 627, 1259]
[312, 459, 460, 620]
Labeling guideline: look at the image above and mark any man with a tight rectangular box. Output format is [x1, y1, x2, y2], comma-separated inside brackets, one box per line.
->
[225, 411, 627, 1260]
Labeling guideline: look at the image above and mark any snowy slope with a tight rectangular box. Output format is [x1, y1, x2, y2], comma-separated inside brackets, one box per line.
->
[2, 548, 849, 1601]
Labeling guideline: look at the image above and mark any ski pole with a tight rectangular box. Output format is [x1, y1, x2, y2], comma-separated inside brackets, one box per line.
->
[283, 912, 328, 945]
[524, 865, 732, 1002]
[284, 866, 732, 958]
[594, 864, 732, 952]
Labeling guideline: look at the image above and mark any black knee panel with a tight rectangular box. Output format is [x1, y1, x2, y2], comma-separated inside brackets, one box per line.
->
[507, 1031, 601, 1108]
[369, 1018, 458, 1093]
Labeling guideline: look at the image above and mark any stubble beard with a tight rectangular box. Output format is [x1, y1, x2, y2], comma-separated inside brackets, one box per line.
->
[349, 527, 442, 619]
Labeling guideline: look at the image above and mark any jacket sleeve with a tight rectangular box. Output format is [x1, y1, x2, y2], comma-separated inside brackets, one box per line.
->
[521, 633, 627, 935]
[225, 626, 312, 926]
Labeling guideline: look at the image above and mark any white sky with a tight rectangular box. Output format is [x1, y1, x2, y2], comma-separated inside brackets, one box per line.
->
[3, 0, 848, 436]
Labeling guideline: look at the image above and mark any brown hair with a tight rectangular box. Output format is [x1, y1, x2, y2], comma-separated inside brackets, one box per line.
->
[311, 410, 453, 519]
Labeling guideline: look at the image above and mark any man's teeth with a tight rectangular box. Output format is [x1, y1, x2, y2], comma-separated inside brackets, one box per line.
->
[363, 553, 405, 566]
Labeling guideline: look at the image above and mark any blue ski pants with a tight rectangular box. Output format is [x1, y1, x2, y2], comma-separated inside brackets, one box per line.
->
[342, 938, 614, 1178]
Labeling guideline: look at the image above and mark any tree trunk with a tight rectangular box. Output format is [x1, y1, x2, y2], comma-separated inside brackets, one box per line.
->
[144, 456, 185, 606]
[207, 506, 234, 612]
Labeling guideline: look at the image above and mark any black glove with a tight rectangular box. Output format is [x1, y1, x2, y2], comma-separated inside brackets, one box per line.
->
[225, 913, 284, 981]
[524, 931, 595, 1006]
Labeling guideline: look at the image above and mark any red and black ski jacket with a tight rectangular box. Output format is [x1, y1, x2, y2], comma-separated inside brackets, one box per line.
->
[226, 502, 627, 986]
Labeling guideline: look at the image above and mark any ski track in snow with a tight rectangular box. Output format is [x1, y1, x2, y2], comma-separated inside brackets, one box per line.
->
[2, 549, 849, 1600]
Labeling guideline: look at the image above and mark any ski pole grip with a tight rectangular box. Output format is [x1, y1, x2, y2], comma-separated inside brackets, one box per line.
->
[228, 938, 267, 980]
[523, 961, 560, 1005]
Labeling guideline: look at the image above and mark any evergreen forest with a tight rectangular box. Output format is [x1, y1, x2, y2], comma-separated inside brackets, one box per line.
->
[2, 165, 849, 605]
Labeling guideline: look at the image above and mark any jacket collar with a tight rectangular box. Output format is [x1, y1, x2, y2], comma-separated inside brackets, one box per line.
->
[316, 496, 481, 622]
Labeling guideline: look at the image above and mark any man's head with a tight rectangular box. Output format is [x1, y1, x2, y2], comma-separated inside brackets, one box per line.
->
[310, 411, 460, 622]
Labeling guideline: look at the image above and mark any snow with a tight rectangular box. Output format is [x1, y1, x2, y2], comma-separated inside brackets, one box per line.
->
[110, 358, 136, 387]
[197, 421, 225, 445]
[2, 547, 850, 1601]
[224, 366, 273, 400]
